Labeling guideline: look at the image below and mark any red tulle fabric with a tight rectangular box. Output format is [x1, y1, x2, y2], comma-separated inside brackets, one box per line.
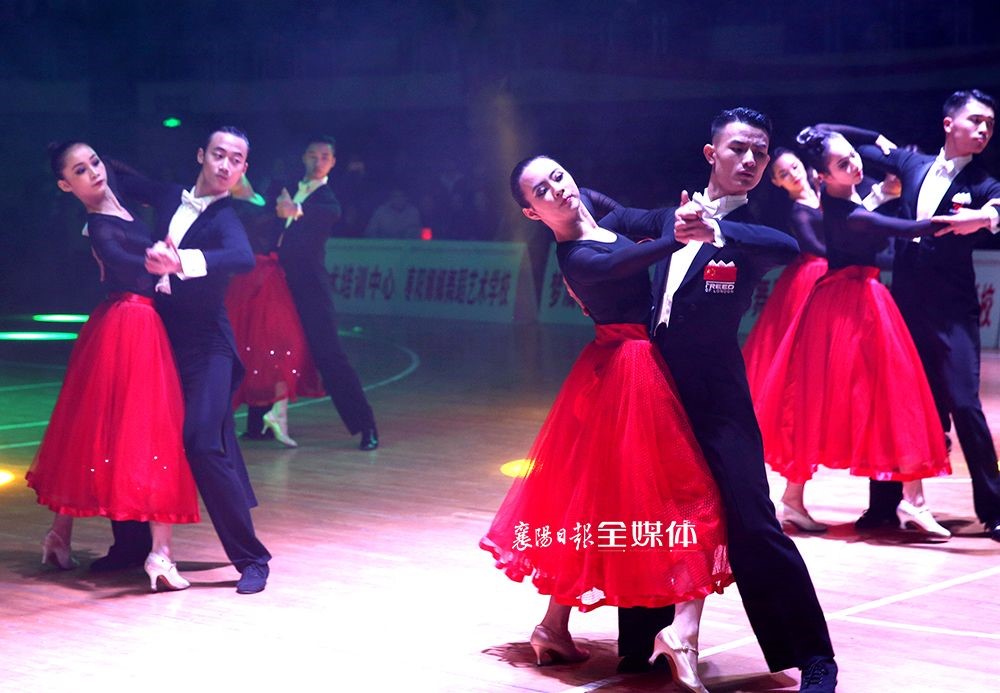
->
[743, 253, 828, 400]
[480, 323, 732, 612]
[225, 254, 324, 407]
[755, 266, 950, 483]
[26, 293, 199, 523]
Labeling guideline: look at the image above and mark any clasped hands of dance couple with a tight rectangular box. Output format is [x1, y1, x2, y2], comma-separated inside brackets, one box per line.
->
[144, 236, 183, 276]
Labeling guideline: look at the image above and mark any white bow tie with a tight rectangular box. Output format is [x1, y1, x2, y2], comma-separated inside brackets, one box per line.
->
[933, 158, 956, 177]
[181, 189, 210, 213]
[691, 191, 720, 217]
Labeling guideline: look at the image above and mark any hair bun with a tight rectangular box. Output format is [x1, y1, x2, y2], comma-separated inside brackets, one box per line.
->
[795, 127, 823, 148]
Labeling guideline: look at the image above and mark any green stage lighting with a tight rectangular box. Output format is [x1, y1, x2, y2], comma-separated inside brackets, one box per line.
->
[32, 314, 88, 323]
[162, 117, 182, 128]
[0, 332, 78, 341]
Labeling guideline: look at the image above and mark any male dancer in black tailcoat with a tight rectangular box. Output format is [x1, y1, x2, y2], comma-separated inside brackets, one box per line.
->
[94, 127, 271, 594]
[601, 108, 837, 692]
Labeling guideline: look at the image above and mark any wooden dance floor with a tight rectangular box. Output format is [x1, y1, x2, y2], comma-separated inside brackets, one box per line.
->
[1, 315, 999, 692]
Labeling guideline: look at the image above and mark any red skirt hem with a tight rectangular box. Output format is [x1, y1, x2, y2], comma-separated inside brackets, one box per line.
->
[478, 536, 732, 612]
[481, 323, 732, 611]
[26, 293, 199, 521]
[29, 493, 200, 524]
[756, 266, 949, 482]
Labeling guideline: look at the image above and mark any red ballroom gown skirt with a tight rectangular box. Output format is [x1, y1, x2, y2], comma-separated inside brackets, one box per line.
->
[755, 266, 950, 483]
[743, 253, 827, 400]
[480, 323, 732, 611]
[225, 253, 324, 407]
[26, 293, 199, 522]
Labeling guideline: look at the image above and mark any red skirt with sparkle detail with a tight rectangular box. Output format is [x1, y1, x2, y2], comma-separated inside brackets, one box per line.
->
[743, 253, 827, 401]
[225, 254, 324, 407]
[755, 266, 950, 483]
[480, 323, 732, 611]
[26, 293, 199, 523]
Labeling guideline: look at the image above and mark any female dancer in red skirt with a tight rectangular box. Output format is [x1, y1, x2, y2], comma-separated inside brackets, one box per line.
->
[754, 129, 984, 539]
[26, 142, 198, 590]
[225, 176, 324, 448]
[743, 149, 827, 401]
[481, 156, 731, 691]
[742, 149, 829, 531]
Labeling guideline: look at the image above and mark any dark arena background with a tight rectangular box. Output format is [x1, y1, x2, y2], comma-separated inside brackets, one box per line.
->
[2, 2, 999, 691]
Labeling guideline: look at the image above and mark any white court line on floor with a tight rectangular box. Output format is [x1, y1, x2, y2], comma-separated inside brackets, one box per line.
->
[838, 615, 1000, 640]
[559, 676, 629, 693]
[0, 420, 53, 432]
[556, 565, 1000, 691]
[828, 564, 1000, 619]
[0, 381, 63, 393]
[0, 338, 421, 450]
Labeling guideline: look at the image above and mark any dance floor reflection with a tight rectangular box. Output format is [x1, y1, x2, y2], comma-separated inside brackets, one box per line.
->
[1, 315, 998, 692]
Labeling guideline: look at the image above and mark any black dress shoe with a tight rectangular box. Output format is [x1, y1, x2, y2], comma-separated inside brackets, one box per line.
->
[854, 508, 900, 531]
[986, 521, 1000, 542]
[236, 563, 269, 594]
[799, 656, 837, 692]
[90, 548, 149, 573]
[359, 426, 379, 451]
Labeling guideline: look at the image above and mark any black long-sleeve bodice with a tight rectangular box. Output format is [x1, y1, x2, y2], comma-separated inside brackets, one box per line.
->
[556, 233, 679, 325]
[86, 213, 158, 296]
[786, 202, 826, 257]
[822, 194, 945, 270]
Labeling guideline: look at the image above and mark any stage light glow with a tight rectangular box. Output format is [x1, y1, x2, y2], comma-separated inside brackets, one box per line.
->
[162, 117, 182, 128]
[500, 458, 533, 478]
[0, 332, 78, 341]
[32, 314, 88, 323]
[0, 470, 14, 487]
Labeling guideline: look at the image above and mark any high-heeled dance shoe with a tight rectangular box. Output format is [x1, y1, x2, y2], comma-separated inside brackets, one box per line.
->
[529, 624, 589, 666]
[41, 530, 77, 570]
[897, 500, 951, 539]
[144, 552, 190, 592]
[780, 504, 829, 533]
[649, 626, 709, 693]
[262, 400, 297, 448]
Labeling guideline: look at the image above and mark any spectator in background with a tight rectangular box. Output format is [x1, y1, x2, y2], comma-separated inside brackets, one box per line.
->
[364, 188, 422, 239]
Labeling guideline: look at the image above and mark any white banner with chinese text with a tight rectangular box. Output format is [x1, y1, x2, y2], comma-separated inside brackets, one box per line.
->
[738, 251, 1000, 348]
[324, 239, 537, 323]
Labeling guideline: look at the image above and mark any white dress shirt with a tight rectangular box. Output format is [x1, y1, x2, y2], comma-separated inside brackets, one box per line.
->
[155, 187, 228, 294]
[285, 176, 328, 228]
[910, 150, 999, 244]
[915, 151, 973, 221]
[656, 190, 743, 328]
[861, 181, 900, 211]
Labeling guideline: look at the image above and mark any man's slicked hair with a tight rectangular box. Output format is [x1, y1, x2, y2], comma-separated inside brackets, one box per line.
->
[710, 107, 773, 141]
[205, 126, 250, 152]
[943, 89, 996, 118]
[306, 135, 337, 154]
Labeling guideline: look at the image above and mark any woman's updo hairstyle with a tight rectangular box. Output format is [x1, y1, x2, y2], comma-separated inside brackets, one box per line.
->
[47, 141, 86, 179]
[509, 154, 555, 210]
[795, 127, 835, 175]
